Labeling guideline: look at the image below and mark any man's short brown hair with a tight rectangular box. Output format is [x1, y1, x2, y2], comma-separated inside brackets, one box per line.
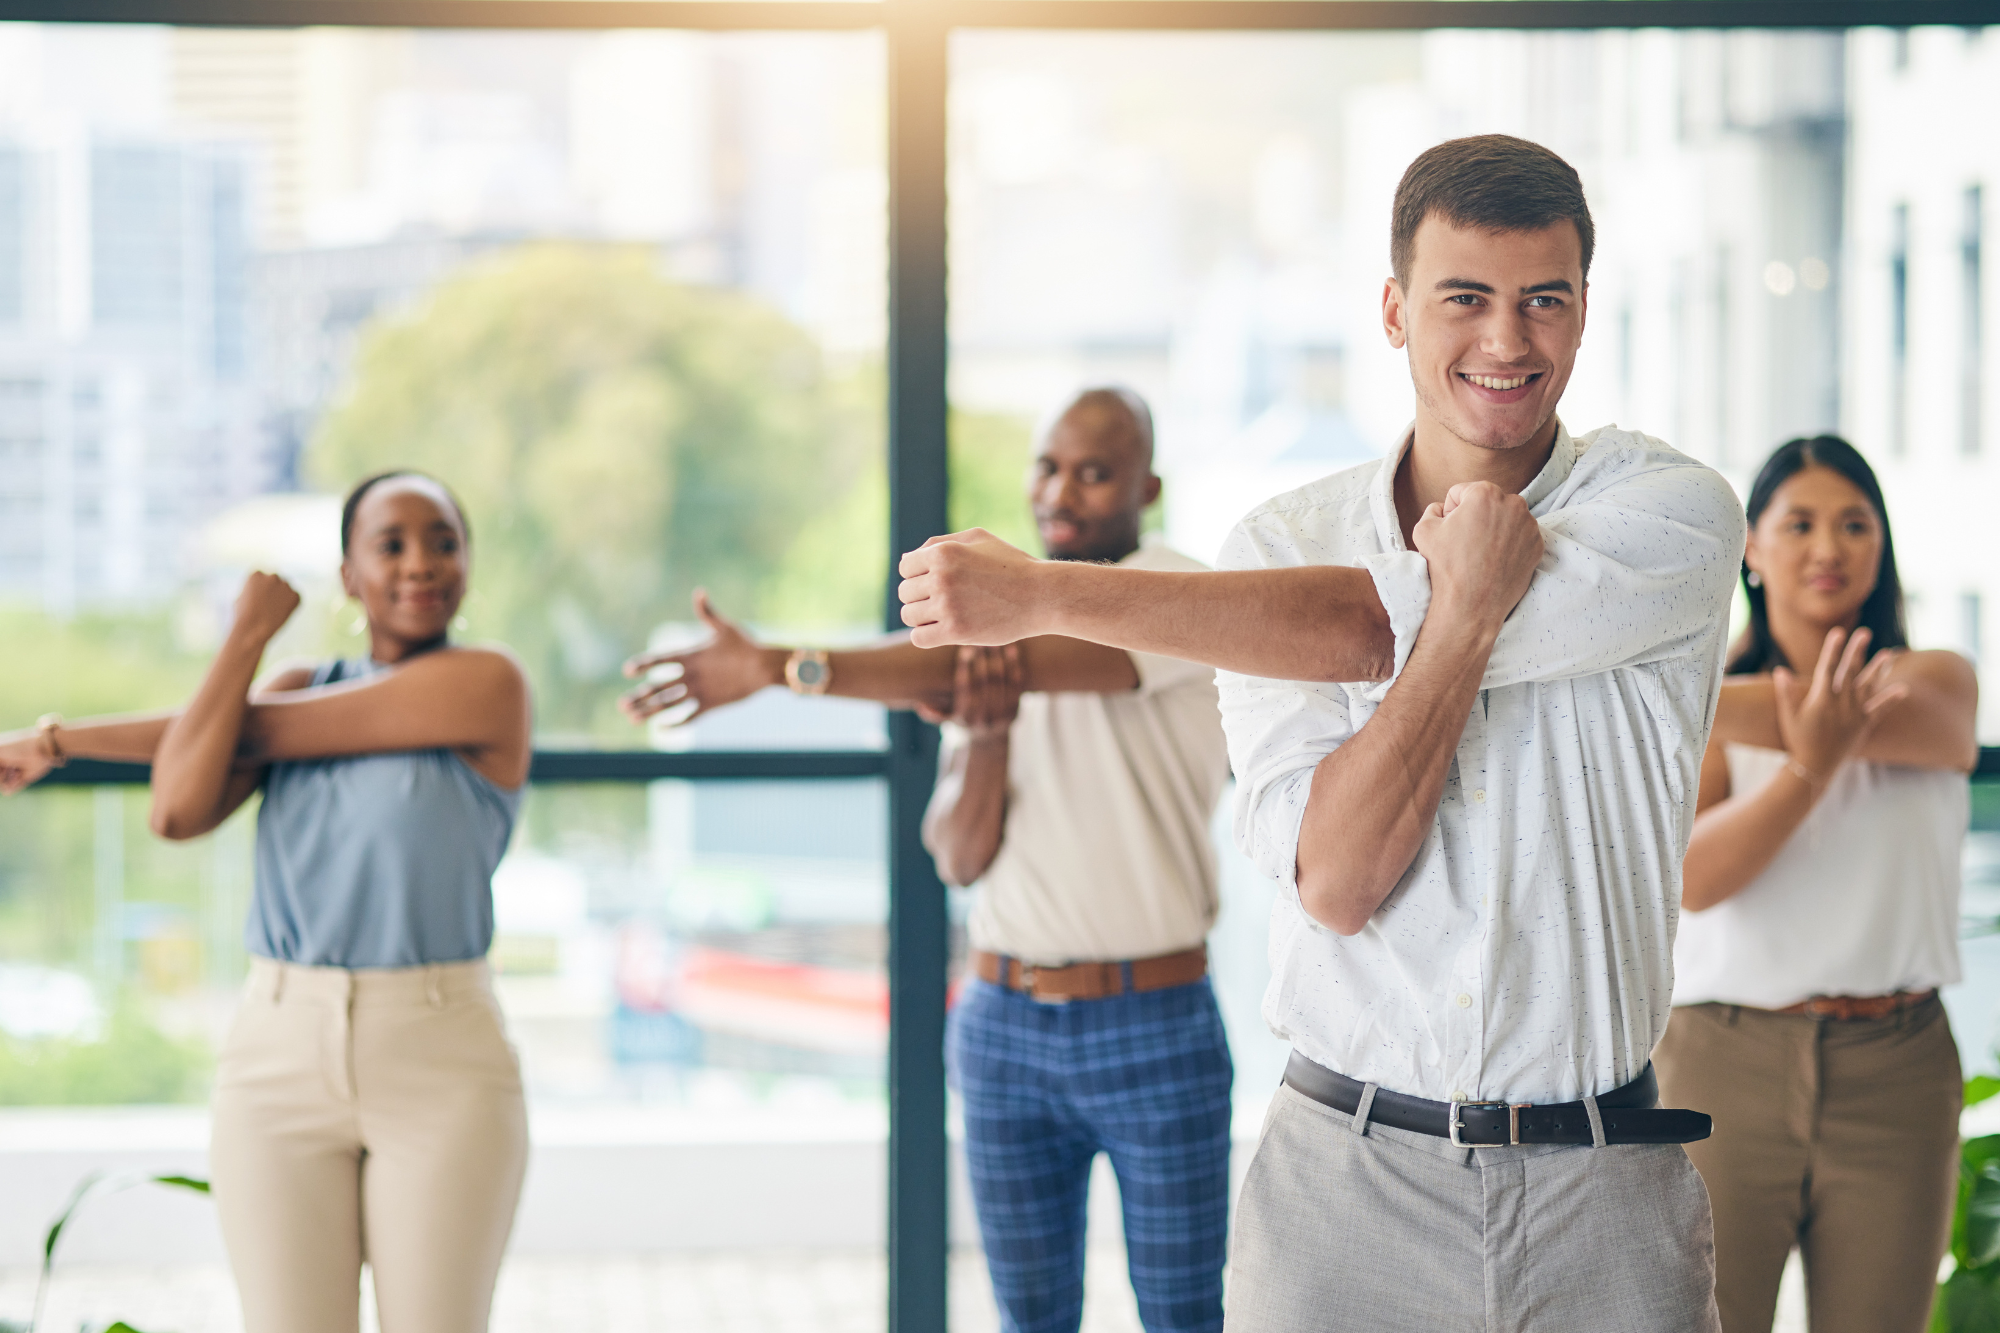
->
[1390, 135, 1594, 287]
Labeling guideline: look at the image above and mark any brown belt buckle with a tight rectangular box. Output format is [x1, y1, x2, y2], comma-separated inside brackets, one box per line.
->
[1016, 963, 1069, 1005]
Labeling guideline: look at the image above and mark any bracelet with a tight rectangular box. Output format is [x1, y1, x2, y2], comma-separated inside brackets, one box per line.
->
[1783, 757, 1822, 791]
[35, 713, 67, 768]
[784, 649, 832, 696]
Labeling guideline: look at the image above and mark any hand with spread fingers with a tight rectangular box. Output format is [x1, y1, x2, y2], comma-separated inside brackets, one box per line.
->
[917, 644, 1023, 741]
[1773, 626, 1910, 786]
[897, 530, 1052, 648]
[619, 590, 778, 726]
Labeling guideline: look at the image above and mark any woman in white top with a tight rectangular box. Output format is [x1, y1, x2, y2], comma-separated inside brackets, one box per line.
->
[1656, 435, 1979, 1333]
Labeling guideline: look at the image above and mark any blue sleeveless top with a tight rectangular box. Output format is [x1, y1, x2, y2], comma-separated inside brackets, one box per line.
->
[245, 657, 525, 969]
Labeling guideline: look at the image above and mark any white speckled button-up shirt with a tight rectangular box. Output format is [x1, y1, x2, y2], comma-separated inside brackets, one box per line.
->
[1216, 422, 1746, 1105]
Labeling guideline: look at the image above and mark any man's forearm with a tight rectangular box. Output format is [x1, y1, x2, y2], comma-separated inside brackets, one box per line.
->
[922, 738, 1010, 887]
[785, 638, 1139, 706]
[1292, 605, 1498, 934]
[1034, 564, 1394, 683]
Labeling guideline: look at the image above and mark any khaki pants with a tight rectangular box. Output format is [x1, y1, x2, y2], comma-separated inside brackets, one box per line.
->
[210, 958, 529, 1333]
[1224, 1082, 1720, 1332]
[1654, 998, 1960, 1333]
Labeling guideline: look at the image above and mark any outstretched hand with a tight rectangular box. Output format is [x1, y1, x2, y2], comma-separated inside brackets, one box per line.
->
[0, 732, 56, 796]
[897, 529, 1051, 648]
[619, 590, 777, 726]
[1774, 627, 1908, 782]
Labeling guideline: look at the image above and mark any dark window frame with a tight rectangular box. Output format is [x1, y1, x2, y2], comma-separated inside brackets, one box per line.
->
[21, 3, 2000, 1328]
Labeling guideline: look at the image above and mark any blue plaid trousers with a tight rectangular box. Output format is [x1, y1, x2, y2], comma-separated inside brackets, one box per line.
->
[948, 974, 1234, 1333]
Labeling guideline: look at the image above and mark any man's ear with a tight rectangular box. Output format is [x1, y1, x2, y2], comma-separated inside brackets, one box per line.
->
[1141, 474, 1162, 508]
[1382, 277, 1409, 350]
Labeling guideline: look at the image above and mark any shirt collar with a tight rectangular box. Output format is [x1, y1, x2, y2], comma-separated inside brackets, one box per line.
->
[1368, 419, 1577, 553]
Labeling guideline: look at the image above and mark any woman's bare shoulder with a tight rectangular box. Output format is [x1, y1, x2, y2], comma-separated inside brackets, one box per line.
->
[406, 645, 533, 701]
[1890, 648, 1978, 698]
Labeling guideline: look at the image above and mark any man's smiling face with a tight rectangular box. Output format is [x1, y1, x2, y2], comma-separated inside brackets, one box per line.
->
[1384, 214, 1587, 455]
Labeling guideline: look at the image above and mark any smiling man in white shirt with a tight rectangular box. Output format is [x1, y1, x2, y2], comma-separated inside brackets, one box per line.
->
[894, 135, 1746, 1330]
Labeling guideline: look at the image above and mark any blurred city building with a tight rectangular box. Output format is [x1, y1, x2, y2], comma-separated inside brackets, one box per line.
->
[948, 29, 1849, 564]
[1847, 26, 1999, 735]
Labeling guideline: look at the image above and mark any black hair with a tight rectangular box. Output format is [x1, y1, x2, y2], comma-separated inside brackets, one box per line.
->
[339, 471, 472, 555]
[1728, 435, 1907, 675]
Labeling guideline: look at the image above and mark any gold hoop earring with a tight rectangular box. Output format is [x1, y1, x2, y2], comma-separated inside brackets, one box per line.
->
[347, 613, 368, 636]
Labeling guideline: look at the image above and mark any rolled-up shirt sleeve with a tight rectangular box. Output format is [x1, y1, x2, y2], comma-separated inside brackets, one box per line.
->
[1216, 522, 1360, 900]
[1369, 456, 1745, 692]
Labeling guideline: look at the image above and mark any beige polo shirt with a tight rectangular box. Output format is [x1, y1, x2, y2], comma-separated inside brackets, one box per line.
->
[955, 539, 1232, 967]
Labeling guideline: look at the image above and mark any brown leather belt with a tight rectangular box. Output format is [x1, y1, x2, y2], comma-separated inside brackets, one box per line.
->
[1773, 988, 1936, 1021]
[971, 945, 1207, 1004]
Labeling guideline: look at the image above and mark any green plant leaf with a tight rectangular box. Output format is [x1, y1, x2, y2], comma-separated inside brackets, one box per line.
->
[1971, 1160, 2000, 1271]
[1937, 1265, 2000, 1331]
[43, 1170, 107, 1263]
[35, 1171, 211, 1333]
[1969, 1076, 2000, 1109]
[1956, 1138, 2000, 1271]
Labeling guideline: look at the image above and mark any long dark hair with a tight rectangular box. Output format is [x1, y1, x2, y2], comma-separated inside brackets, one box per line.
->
[1728, 434, 1907, 675]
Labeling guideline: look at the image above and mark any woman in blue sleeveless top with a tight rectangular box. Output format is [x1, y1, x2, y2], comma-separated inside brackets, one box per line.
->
[0, 472, 533, 1333]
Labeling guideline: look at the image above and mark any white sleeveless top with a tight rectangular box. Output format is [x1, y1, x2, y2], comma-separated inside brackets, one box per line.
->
[1672, 744, 1967, 1010]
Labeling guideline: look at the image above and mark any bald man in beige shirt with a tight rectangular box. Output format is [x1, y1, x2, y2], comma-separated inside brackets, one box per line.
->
[623, 388, 1233, 1333]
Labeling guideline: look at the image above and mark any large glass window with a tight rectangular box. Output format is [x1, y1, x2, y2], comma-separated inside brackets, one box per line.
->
[0, 21, 890, 1067]
[3, 14, 1998, 1333]
[0, 24, 894, 1325]
[0, 23, 888, 743]
[946, 15, 2000, 1111]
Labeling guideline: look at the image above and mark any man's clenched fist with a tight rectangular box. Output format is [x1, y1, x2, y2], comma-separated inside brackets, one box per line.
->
[1411, 481, 1545, 630]
[897, 529, 1051, 647]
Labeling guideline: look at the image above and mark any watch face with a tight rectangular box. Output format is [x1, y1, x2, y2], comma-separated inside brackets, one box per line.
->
[796, 658, 827, 687]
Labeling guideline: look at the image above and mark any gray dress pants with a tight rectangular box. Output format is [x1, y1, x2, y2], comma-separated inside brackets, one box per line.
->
[1224, 1083, 1722, 1333]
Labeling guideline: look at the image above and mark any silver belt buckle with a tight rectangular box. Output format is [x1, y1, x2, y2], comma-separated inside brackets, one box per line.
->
[1449, 1100, 1534, 1147]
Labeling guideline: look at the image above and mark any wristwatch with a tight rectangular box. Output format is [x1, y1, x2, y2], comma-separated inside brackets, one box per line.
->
[784, 649, 832, 696]
[35, 713, 66, 767]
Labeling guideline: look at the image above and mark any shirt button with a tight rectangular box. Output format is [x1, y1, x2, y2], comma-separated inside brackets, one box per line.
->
[1456, 993, 1473, 1009]
[1471, 788, 1487, 803]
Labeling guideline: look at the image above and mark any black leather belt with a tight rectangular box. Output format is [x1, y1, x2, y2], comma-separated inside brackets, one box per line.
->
[1282, 1052, 1711, 1147]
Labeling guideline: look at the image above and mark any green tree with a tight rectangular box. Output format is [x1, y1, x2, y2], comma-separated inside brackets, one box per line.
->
[308, 244, 876, 737]
[761, 406, 1039, 628]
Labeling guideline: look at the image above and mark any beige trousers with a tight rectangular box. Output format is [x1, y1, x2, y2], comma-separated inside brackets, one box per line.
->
[209, 958, 529, 1333]
[1654, 998, 1961, 1333]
